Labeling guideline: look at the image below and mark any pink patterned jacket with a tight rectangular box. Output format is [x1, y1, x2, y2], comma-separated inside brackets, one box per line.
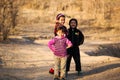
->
[48, 36, 72, 57]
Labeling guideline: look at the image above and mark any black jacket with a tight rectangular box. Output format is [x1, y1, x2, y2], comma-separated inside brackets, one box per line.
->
[67, 28, 84, 47]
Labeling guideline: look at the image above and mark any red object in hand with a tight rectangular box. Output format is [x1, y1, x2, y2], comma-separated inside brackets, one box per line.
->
[49, 68, 54, 74]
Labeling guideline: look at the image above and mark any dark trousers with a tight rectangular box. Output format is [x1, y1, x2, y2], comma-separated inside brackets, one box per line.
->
[66, 46, 81, 71]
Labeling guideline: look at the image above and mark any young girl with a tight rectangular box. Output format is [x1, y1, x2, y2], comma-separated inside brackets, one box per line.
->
[49, 13, 67, 75]
[54, 13, 67, 36]
[48, 26, 72, 80]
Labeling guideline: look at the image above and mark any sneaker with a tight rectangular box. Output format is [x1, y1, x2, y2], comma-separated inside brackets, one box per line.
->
[54, 78, 59, 80]
[78, 71, 83, 76]
[60, 78, 66, 80]
[49, 68, 54, 74]
[65, 71, 68, 77]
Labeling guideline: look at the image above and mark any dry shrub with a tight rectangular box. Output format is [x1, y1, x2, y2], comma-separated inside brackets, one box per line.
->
[0, 0, 25, 41]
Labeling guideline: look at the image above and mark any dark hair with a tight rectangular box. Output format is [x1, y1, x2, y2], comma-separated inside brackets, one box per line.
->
[69, 18, 78, 26]
[56, 13, 65, 20]
[56, 26, 67, 34]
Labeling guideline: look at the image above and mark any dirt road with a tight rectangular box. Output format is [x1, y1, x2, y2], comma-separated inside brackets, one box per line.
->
[0, 38, 120, 80]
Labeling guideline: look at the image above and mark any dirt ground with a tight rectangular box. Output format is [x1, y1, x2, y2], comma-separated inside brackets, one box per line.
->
[0, 23, 120, 80]
[0, 37, 120, 80]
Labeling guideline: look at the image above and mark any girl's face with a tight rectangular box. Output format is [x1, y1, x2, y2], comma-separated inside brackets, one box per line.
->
[57, 30, 64, 37]
[70, 20, 77, 28]
[58, 17, 65, 25]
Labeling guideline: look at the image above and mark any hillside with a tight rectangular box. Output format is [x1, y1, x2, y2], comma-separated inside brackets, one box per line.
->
[19, 0, 120, 27]
[15, 0, 120, 41]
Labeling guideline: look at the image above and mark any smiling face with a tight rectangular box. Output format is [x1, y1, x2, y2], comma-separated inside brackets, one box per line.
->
[57, 16, 65, 25]
[70, 20, 77, 28]
[56, 30, 64, 37]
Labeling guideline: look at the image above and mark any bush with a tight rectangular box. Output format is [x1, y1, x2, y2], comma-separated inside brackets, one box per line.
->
[0, 0, 24, 41]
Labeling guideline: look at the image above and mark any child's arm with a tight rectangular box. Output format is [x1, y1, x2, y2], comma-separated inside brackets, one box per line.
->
[48, 39, 55, 52]
[66, 38, 72, 49]
[78, 31, 84, 45]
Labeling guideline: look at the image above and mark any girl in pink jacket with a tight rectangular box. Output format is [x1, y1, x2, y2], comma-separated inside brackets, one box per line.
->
[48, 26, 72, 80]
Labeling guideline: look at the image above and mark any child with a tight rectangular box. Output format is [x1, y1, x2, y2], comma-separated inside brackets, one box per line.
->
[48, 26, 72, 80]
[54, 13, 67, 36]
[66, 18, 84, 76]
[49, 13, 67, 75]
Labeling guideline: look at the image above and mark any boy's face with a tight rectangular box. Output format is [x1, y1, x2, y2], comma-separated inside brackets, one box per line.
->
[57, 30, 64, 37]
[70, 20, 77, 28]
[57, 17, 65, 25]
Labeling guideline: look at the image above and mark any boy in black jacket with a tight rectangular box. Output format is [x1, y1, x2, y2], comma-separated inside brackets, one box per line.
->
[66, 18, 84, 76]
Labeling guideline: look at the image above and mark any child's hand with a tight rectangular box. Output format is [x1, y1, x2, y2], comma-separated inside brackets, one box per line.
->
[67, 55, 70, 57]
[66, 45, 72, 49]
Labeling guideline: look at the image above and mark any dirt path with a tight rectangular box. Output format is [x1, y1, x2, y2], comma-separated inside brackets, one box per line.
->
[0, 38, 120, 80]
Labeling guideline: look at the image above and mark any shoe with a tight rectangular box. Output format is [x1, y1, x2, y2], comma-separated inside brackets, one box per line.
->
[60, 78, 66, 80]
[54, 78, 59, 80]
[49, 68, 54, 74]
[65, 71, 68, 77]
[78, 71, 83, 76]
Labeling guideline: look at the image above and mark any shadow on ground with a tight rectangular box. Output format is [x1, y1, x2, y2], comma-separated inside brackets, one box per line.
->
[67, 62, 120, 80]
[0, 62, 120, 80]
[0, 65, 53, 80]
[0, 37, 42, 46]
[85, 43, 120, 58]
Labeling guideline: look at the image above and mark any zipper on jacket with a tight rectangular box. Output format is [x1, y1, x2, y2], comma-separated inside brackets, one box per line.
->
[72, 29, 74, 43]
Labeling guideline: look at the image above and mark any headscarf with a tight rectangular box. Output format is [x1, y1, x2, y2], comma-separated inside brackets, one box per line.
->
[56, 13, 65, 20]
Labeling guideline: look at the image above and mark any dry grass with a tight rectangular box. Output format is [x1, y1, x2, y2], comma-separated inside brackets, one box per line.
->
[80, 26, 120, 41]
